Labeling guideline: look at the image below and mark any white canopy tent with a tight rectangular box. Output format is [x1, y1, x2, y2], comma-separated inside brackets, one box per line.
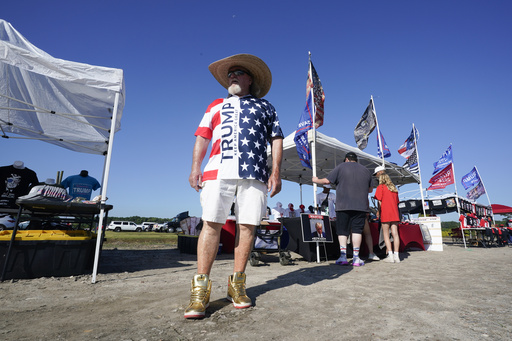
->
[0, 19, 125, 283]
[268, 130, 420, 204]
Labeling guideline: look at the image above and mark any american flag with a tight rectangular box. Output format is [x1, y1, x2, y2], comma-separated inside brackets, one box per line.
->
[403, 149, 419, 174]
[306, 60, 325, 129]
[238, 97, 283, 182]
[398, 126, 419, 159]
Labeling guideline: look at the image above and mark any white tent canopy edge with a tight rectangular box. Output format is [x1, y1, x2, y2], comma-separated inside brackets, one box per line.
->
[267, 130, 420, 208]
[269, 130, 420, 187]
[0, 19, 125, 283]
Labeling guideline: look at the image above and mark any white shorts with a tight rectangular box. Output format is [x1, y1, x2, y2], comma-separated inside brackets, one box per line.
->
[200, 179, 267, 226]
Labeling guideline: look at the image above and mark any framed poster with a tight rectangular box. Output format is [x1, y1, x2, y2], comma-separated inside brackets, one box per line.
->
[300, 213, 333, 243]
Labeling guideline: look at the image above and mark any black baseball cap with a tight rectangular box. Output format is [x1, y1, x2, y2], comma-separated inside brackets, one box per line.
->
[345, 152, 358, 162]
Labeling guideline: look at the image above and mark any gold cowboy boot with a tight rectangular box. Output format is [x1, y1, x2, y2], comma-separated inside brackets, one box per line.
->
[184, 274, 212, 319]
[226, 272, 252, 308]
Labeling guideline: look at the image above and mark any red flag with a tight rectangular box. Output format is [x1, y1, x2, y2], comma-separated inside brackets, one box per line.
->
[306, 60, 325, 129]
[427, 164, 454, 190]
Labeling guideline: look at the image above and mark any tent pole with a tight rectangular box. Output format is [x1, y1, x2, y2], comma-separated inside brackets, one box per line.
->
[92, 92, 120, 284]
[308, 52, 321, 264]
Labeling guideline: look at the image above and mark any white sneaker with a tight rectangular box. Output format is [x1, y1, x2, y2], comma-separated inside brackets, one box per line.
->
[368, 253, 380, 261]
[384, 254, 395, 263]
[393, 254, 400, 263]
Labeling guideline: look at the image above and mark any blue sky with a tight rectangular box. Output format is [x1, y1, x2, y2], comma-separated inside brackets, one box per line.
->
[2, 1, 511, 221]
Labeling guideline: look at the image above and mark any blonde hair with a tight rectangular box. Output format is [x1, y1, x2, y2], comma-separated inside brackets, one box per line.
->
[378, 173, 398, 193]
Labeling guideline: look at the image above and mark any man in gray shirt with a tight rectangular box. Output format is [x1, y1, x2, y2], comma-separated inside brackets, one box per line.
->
[312, 152, 373, 266]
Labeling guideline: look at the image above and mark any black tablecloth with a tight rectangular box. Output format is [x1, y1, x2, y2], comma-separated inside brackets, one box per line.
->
[283, 217, 388, 261]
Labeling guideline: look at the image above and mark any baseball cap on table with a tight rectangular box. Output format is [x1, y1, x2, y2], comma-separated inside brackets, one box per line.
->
[373, 165, 385, 175]
[208, 54, 272, 98]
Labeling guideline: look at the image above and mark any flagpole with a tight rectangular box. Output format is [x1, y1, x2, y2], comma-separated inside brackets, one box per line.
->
[309, 52, 318, 210]
[411, 123, 426, 216]
[475, 166, 495, 225]
[372, 96, 385, 166]
[307, 52, 322, 264]
[450, 146, 467, 248]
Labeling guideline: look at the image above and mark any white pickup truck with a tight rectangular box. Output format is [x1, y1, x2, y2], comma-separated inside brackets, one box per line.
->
[140, 222, 158, 232]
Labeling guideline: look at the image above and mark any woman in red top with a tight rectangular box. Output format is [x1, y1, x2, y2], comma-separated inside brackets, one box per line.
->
[374, 166, 401, 263]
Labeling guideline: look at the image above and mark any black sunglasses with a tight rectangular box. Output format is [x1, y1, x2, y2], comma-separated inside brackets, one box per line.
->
[227, 70, 249, 78]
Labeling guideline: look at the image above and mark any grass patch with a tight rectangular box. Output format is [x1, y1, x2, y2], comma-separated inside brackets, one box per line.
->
[103, 231, 179, 249]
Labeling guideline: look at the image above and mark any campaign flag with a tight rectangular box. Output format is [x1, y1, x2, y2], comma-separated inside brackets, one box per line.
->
[403, 149, 419, 175]
[461, 167, 481, 190]
[467, 181, 486, 200]
[376, 128, 391, 158]
[354, 98, 376, 150]
[432, 145, 453, 175]
[398, 127, 419, 159]
[294, 90, 314, 168]
[427, 163, 454, 190]
[306, 60, 325, 129]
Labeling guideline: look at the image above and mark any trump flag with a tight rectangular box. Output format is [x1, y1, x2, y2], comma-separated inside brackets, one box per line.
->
[294, 90, 314, 168]
[427, 163, 454, 190]
[376, 128, 391, 158]
[433, 145, 453, 175]
[461, 167, 481, 190]
[467, 181, 486, 200]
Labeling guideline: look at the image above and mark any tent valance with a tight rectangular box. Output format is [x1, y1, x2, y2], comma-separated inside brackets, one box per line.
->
[399, 194, 493, 217]
[268, 130, 420, 187]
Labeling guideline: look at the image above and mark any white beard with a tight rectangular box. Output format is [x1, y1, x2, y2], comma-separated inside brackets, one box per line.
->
[228, 83, 242, 96]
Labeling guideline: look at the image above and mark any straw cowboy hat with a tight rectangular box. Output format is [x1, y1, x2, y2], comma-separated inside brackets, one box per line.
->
[208, 54, 272, 98]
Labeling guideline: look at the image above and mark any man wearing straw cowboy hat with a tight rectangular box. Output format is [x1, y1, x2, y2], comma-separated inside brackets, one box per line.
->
[186, 54, 283, 319]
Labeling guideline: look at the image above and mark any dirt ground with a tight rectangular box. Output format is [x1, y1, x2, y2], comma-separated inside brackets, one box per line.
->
[1, 240, 511, 341]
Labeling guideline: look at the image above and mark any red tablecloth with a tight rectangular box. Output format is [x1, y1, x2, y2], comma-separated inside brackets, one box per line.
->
[368, 222, 425, 252]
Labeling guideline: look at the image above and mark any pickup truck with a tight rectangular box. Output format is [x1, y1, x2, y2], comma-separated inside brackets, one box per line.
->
[140, 222, 158, 232]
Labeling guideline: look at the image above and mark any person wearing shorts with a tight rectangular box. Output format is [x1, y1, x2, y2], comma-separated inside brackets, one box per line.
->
[312, 152, 373, 267]
[185, 54, 283, 319]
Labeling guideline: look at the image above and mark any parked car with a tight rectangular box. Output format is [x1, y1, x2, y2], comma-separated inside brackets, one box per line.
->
[164, 215, 186, 233]
[18, 221, 30, 229]
[0, 213, 16, 230]
[140, 222, 158, 232]
[107, 221, 141, 232]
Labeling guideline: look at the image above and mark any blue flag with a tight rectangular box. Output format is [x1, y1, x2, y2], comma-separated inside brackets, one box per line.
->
[433, 145, 453, 175]
[461, 167, 481, 190]
[294, 90, 314, 168]
[467, 180, 485, 200]
[376, 128, 391, 158]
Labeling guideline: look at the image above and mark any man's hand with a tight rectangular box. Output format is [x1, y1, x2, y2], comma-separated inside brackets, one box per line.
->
[268, 172, 282, 198]
[189, 169, 203, 192]
[268, 137, 283, 198]
[189, 136, 210, 192]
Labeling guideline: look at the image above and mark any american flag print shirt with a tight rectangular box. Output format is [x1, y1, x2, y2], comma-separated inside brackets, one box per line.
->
[195, 95, 283, 184]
